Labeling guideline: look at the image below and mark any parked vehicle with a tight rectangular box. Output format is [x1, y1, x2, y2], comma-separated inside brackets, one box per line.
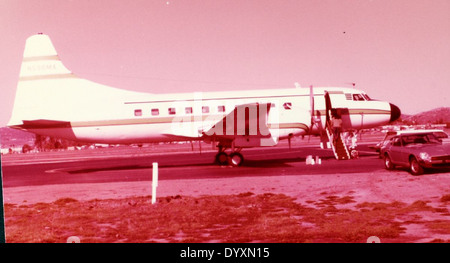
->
[380, 131, 450, 175]
[371, 129, 449, 156]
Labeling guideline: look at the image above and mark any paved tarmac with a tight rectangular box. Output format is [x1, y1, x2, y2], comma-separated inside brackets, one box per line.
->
[1, 144, 380, 188]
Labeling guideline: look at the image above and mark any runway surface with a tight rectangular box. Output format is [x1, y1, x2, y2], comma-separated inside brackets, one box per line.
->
[2, 144, 379, 188]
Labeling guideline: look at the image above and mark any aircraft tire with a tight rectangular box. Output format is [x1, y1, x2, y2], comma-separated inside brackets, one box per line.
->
[215, 152, 229, 165]
[229, 152, 244, 166]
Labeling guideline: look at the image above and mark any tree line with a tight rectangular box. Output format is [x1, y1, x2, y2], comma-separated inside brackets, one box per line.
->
[22, 135, 89, 153]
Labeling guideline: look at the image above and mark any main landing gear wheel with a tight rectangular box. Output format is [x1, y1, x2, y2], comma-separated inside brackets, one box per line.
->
[214, 151, 244, 166]
[229, 152, 244, 166]
[215, 152, 229, 165]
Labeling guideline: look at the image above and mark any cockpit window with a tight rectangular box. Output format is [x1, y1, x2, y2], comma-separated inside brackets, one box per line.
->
[353, 94, 365, 101]
[350, 93, 372, 101]
[362, 94, 372, 101]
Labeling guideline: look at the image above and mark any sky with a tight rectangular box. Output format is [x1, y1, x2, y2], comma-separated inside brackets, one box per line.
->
[0, 0, 449, 126]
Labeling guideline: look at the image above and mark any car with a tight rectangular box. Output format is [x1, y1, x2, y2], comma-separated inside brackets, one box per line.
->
[371, 129, 449, 156]
[380, 131, 450, 175]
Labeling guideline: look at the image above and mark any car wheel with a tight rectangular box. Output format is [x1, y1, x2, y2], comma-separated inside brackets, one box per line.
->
[384, 154, 395, 170]
[409, 157, 424, 176]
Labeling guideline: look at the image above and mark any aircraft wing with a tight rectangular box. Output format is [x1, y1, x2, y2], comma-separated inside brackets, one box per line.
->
[203, 102, 278, 147]
[162, 103, 277, 147]
[202, 103, 272, 137]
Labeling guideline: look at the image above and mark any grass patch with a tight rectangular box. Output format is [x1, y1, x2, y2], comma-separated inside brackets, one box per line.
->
[4, 193, 449, 243]
[440, 194, 450, 203]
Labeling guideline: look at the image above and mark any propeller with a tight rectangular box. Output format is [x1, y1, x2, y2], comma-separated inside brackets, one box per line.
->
[310, 85, 315, 130]
[308, 85, 315, 142]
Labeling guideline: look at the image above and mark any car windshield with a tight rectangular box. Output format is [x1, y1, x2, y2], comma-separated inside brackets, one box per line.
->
[402, 133, 441, 146]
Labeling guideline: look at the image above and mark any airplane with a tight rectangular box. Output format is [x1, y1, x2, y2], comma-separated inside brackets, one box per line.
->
[8, 34, 401, 166]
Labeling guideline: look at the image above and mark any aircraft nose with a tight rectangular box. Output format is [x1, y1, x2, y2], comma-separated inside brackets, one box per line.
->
[389, 103, 401, 122]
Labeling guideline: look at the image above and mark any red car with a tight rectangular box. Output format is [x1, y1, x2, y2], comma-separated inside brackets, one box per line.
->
[380, 131, 450, 175]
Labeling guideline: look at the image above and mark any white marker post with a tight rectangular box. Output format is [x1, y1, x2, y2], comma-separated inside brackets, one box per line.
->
[152, 162, 158, 204]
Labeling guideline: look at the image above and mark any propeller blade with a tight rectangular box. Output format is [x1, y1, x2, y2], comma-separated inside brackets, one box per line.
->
[308, 85, 314, 142]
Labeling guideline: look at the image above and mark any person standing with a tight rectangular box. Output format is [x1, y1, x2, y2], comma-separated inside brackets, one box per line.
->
[348, 131, 359, 159]
[331, 114, 342, 145]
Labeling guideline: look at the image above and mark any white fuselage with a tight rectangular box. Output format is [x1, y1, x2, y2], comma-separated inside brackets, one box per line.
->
[8, 34, 399, 147]
[11, 84, 392, 144]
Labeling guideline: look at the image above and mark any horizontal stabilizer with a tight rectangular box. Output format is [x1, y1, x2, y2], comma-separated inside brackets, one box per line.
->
[16, 119, 72, 129]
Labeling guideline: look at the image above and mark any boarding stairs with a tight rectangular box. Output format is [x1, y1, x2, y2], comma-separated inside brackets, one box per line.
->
[324, 123, 351, 160]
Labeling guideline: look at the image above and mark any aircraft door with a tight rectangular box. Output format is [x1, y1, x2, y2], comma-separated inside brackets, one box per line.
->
[324, 91, 332, 125]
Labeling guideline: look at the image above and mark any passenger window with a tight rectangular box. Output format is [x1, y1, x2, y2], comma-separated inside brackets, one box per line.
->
[185, 107, 193, 114]
[134, 109, 142, 117]
[202, 106, 209, 113]
[151, 108, 159, 116]
[168, 108, 176, 115]
[283, 102, 292, 110]
[218, 105, 225, 112]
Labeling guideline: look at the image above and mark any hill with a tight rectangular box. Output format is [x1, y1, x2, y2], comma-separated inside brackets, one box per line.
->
[401, 107, 450, 125]
[0, 127, 35, 148]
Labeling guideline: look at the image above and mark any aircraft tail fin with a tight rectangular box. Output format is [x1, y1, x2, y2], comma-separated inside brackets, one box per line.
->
[18, 33, 74, 82]
[8, 34, 145, 129]
[7, 34, 83, 128]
